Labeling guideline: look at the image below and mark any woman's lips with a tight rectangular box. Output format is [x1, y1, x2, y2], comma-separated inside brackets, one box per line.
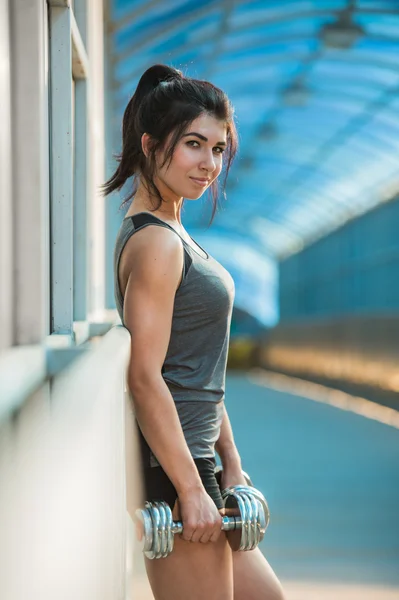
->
[190, 177, 209, 187]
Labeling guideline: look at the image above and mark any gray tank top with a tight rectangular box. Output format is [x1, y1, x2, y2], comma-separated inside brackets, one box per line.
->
[114, 212, 235, 467]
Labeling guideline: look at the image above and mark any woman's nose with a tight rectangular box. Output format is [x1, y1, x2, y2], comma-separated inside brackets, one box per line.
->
[200, 150, 216, 172]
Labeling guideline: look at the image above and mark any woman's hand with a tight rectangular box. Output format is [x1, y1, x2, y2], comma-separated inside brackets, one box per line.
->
[218, 465, 250, 518]
[220, 465, 248, 492]
[177, 486, 223, 544]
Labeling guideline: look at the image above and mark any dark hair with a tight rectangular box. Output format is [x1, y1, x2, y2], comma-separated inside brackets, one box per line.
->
[101, 64, 238, 224]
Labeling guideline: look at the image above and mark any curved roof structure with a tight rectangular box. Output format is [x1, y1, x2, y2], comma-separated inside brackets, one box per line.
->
[107, 0, 399, 325]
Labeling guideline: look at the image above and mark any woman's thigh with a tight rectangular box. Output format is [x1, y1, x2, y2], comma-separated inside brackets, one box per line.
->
[144, 531, 284, 600]
[233, 547, 285, 600]
[144, 499, 233, 600]
[144, 526, 233, 600]
[142, 496, 284, 600]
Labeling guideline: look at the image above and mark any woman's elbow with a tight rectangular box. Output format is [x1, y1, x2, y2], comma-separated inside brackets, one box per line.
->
[127, 364, 161, 397]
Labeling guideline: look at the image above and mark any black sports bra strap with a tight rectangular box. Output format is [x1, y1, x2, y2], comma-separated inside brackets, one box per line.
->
[131, 212, 170, 230]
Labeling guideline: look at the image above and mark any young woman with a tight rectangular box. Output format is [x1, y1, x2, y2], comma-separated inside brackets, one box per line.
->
[103, 64, 285, 600]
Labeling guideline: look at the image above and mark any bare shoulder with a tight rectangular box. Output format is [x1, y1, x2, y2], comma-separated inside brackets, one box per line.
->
[119, 223, 184, 294]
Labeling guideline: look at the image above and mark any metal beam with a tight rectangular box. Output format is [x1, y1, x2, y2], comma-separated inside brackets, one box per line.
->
[104, 0, 124, 309]
[113, 9, 399, 75]
[233, 78, 399, 205]
[267, 85, 399, 218]
[49, 6, 74, 334]
[73, 0, 89, 321]
[116, 57, 398, 111]
[109, 0, 162, 32]
[0, 0, 12, 351]
[71, 8, 89, 79]
[116, 31, 321, 87]
[73, 79, 89, 320]
[10, 0, 50, 345]
[73, 0, 88, 47]
[115, 10, 331, 67]
[200, 0, 236, 82]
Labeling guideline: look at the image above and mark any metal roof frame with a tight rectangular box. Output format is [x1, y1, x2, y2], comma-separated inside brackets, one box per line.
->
[107, 0, 399, 260]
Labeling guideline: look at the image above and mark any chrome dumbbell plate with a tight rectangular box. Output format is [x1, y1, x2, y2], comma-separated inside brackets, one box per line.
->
[135, 502, 153, 554]
[136, 500, 174, 559]
[222, 486, 269, 552]
[152, 501, 166, 559]
[223, 485, 269, 534]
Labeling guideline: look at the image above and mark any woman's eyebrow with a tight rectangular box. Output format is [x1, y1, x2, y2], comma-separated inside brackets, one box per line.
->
[182, 132, 227, 145]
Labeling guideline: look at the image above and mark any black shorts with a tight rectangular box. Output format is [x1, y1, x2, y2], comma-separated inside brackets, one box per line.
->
[135, 419, 224, 510]
[143, 456, 224, 510]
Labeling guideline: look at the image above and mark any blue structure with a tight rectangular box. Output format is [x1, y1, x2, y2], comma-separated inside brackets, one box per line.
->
[106, 0, 399, 332]
[280, 194, 399, 319]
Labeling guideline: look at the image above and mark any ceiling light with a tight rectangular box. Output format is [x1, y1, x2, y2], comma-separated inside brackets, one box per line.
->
[282, 80, 310, 107]
[320, 11, 364, 49]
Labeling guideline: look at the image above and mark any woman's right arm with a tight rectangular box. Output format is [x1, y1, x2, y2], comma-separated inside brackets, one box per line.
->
[122, 225, 222, 543]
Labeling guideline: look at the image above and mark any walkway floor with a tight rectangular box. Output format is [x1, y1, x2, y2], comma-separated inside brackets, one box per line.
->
[130, 370, 399, 599]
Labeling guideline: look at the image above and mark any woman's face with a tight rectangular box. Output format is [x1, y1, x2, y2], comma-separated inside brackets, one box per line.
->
[155, 113, 227, 201]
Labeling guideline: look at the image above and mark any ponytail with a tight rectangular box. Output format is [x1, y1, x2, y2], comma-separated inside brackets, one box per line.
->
[101, 65, 182, 200]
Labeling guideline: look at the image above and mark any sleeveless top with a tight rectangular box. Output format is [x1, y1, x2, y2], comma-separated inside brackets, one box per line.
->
[114, 212, 235, 467]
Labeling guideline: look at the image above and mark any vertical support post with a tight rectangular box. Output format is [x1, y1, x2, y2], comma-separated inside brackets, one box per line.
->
[49, 6, 74, 335]
[73, 79, 89, 321]
[73, 0, 89, 324]
[87, 0, 106, 320]
[10, 0, 50, 345]
[0, 0, 13, 350]
[104, 3, 123, 309]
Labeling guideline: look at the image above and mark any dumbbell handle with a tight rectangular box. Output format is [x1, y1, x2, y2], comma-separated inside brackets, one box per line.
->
[171, 515, 243, 534]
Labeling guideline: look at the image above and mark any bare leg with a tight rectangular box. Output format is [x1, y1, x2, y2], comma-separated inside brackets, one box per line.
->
[144, 500, 234, 600]
[233, 548, 286, 600]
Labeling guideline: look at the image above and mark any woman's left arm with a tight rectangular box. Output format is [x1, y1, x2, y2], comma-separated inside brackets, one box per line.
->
[215, 404, 248, 488]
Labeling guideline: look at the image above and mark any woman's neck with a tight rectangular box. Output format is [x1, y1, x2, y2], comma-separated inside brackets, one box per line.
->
[128, 184, 183, 225]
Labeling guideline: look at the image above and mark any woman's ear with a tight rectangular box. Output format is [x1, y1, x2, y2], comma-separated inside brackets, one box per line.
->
[141, 133, 152, 158]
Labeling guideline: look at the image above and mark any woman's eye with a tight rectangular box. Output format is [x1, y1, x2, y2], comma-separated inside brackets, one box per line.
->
[186, 140, 224, 154]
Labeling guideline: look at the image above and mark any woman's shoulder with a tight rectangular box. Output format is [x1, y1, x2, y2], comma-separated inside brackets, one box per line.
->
[119, 218, 184, 285]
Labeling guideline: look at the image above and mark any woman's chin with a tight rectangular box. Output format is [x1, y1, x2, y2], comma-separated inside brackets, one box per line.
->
[184, 190, 206, 200]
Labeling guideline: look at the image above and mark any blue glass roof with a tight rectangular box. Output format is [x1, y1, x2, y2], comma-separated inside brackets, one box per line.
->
[106, 0, 399, 325]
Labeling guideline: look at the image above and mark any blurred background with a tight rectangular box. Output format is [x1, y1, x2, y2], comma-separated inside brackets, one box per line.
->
[1, 1, 399, 599]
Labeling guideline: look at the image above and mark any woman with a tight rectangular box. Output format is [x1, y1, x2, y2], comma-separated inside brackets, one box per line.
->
[103, 64, 285, 600]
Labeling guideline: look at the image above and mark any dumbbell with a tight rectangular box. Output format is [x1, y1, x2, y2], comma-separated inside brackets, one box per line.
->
[214, 465, 267, 551]
[135, 483, 270, 559]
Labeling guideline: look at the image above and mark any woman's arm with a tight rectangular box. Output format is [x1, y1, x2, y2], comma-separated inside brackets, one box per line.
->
[215, 403, 242, 471]
[123, 225, 203, 496]
[215, 404, 249, 490]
